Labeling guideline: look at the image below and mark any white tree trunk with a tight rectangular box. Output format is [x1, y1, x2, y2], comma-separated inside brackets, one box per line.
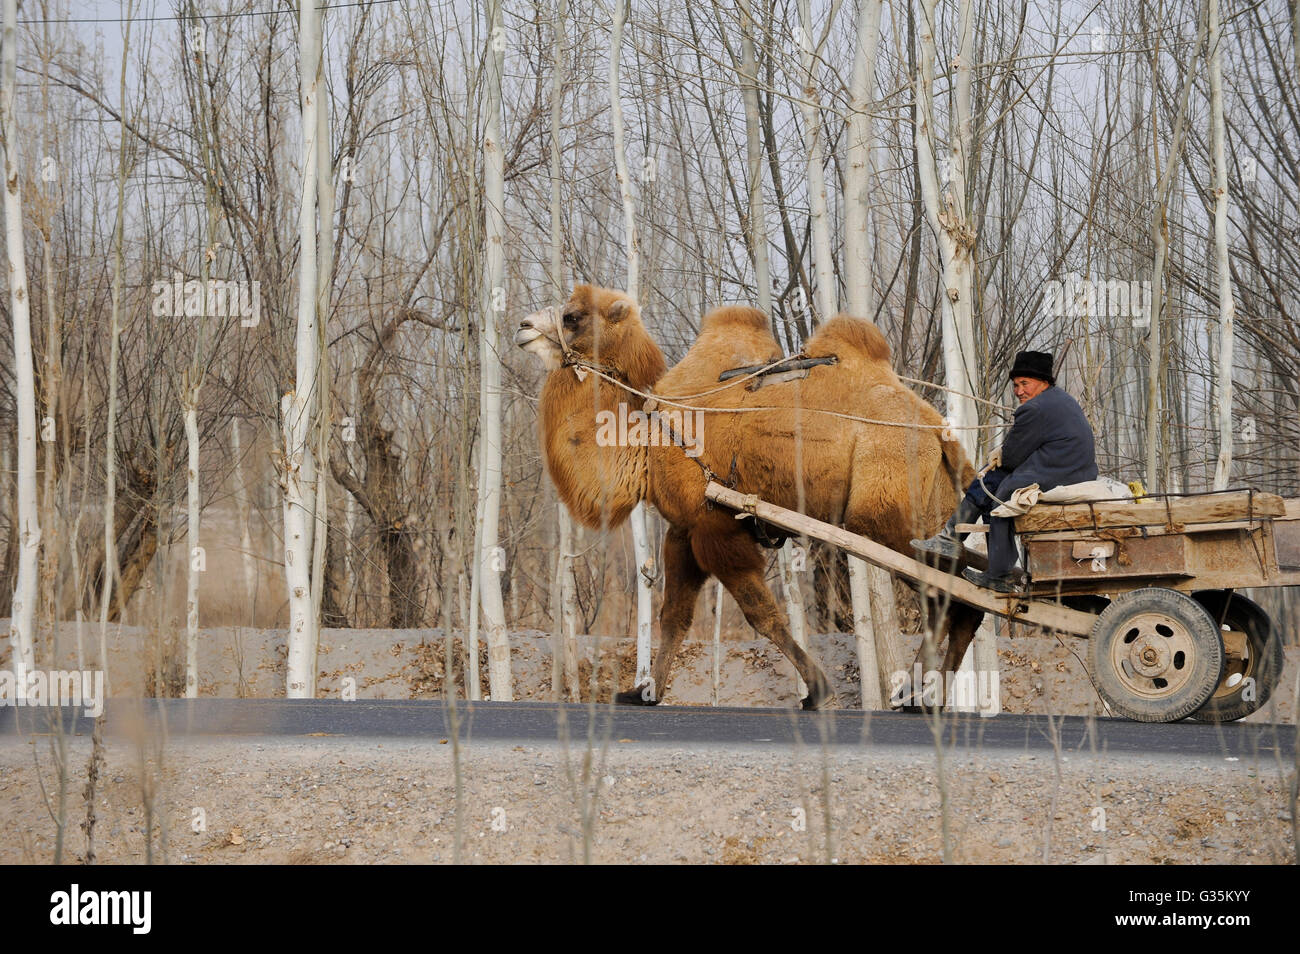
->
[231, 419, 257, 617]
[711, 580, 723, 706]
[478, 0, 512, 700]
[864, 564, 904, 703]
[284, 0, 323, 698]
[779, 541, 809, 698]
[344, 342, 359, 620]
[610, 0, 639, 296]
[843, 0, 906, 704]
[972, 616, 1001, 715]
[796, 0, 836, 323]
[848, 556, 880, 708]
[738, 0, 771, 314]
[1145, 0, 1209, 490]
[609, 0, 654, 694]
[844, 0, 883, 318]
[2, 0, 39, 693]
[97, 6, 134, 694]
[310, 69, 335, 637]
[915, 0, 995, 682]
[554, 508, 580, 701]
[630, 507, 655, 692]
[1209, 0, 1235, 491]
[467, 473, 483, 700]
[546, 0, 579, 702]
[916, 0, 978, 462]
[832, 0, 904, 701]
[183, 394, 200, 697]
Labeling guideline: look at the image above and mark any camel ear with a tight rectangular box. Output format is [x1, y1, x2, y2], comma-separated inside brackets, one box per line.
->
[607, 299, 632, 323]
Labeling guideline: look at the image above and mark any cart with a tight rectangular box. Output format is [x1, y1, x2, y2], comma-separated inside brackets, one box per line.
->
[704, 482, 1296, 724]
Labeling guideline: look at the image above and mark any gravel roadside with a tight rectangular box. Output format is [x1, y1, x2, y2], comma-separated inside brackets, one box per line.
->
[3, 737, 1294, 864]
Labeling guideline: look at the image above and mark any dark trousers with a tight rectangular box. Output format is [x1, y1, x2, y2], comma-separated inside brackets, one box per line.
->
[960, 467, 1028, 577]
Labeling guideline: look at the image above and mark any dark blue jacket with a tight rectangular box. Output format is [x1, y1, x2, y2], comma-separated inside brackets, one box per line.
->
[998, 386, 1097, 496]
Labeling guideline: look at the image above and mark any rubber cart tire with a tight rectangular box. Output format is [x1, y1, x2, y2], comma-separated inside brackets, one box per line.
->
[1186, 591, 1284, 724]
[1087, 588, 1225, 723]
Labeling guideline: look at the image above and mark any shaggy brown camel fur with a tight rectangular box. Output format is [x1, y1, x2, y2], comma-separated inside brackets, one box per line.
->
[515, 284, 984, 708]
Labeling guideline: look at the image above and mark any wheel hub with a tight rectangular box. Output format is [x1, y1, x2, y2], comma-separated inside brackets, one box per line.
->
[1110, 611, 1197, 699]
[1129, 634, 1171, 677]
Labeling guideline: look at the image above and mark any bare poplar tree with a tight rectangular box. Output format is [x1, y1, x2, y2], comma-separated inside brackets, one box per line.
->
[738, 0, 771, 314]
[98, 1, 135, 694]
[795, 0, 836, 323]
[842, 0, 905, 708]
[915, 0, 978, 458]
[1, 0, 38, 690]
[1208, 0, 1235, 490]
[284, 0, 326, 697]
[609, 0, 655, 695]
[844, 0, 883, 319]
[1145, 0, 1208, 490]
[478, 0, 513, 699]
[549, 0, 580, 701]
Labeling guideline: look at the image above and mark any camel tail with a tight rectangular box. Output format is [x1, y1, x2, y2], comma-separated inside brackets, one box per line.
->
[940, 436, 976, 496]
[805, 314, 891, 363]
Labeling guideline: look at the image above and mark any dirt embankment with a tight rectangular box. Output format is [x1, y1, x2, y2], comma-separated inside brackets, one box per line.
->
[21, 618, 1291, 724]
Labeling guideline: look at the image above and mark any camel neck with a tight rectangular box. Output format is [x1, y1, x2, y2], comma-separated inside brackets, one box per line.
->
[540, 368, 648, 530]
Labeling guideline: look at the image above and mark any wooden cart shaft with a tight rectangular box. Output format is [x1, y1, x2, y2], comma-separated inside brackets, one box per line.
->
[704, 482, 1300, 639]
[703, 482, 1099, 636]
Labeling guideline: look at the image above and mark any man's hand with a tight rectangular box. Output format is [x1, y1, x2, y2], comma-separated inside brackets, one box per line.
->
[988, 447, 1003, 470]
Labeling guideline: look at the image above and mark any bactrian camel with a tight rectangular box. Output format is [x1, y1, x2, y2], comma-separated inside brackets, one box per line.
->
[515, 284, 984, 708]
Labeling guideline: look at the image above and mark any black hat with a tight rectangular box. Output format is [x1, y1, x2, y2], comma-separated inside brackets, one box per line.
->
[1009, 350, 1055, 385]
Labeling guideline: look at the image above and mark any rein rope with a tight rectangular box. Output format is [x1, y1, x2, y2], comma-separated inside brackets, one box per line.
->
[565, 357, 1007, 433]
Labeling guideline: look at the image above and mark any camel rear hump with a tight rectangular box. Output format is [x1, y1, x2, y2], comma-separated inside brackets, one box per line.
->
[805, 314, 891, 364]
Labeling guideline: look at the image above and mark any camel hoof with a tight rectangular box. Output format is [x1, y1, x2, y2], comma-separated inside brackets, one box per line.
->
[896, 695, 943, 715]
[614, 689, 658, 706]
[801, 688, 833, 711]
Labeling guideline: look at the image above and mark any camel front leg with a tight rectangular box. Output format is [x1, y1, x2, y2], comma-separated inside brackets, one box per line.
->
[614, 525, 706, 705]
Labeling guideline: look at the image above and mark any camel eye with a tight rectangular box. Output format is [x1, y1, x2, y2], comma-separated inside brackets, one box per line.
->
[562, 310, 580, 328]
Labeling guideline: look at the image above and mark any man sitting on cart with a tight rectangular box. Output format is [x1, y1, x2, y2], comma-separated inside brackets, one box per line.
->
[913, 350, 1098, 593]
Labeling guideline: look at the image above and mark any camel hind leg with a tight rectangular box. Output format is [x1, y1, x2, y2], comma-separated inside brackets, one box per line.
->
[715, 564, 833, 710]
[614, 524, 707, 706]
[904, 595, 984, 709]
[842, 428, 986, 706]
[939, 603, 984, 672]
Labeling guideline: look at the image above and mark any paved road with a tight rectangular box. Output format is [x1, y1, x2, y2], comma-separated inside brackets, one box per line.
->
[0, 699, 1293, 759]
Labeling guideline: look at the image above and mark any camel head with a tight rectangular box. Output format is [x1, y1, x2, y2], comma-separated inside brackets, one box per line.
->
[514, 284, 666, 390]
[515, 284, 668, 532]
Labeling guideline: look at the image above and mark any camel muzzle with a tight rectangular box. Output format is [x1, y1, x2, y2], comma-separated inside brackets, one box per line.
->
[515, 308, 566, 370]
[513, 325, 544, 348]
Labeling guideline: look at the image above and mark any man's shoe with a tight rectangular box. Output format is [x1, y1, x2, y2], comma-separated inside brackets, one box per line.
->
[963, 566, 1028, 593]
[911, 534, 965, 561]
